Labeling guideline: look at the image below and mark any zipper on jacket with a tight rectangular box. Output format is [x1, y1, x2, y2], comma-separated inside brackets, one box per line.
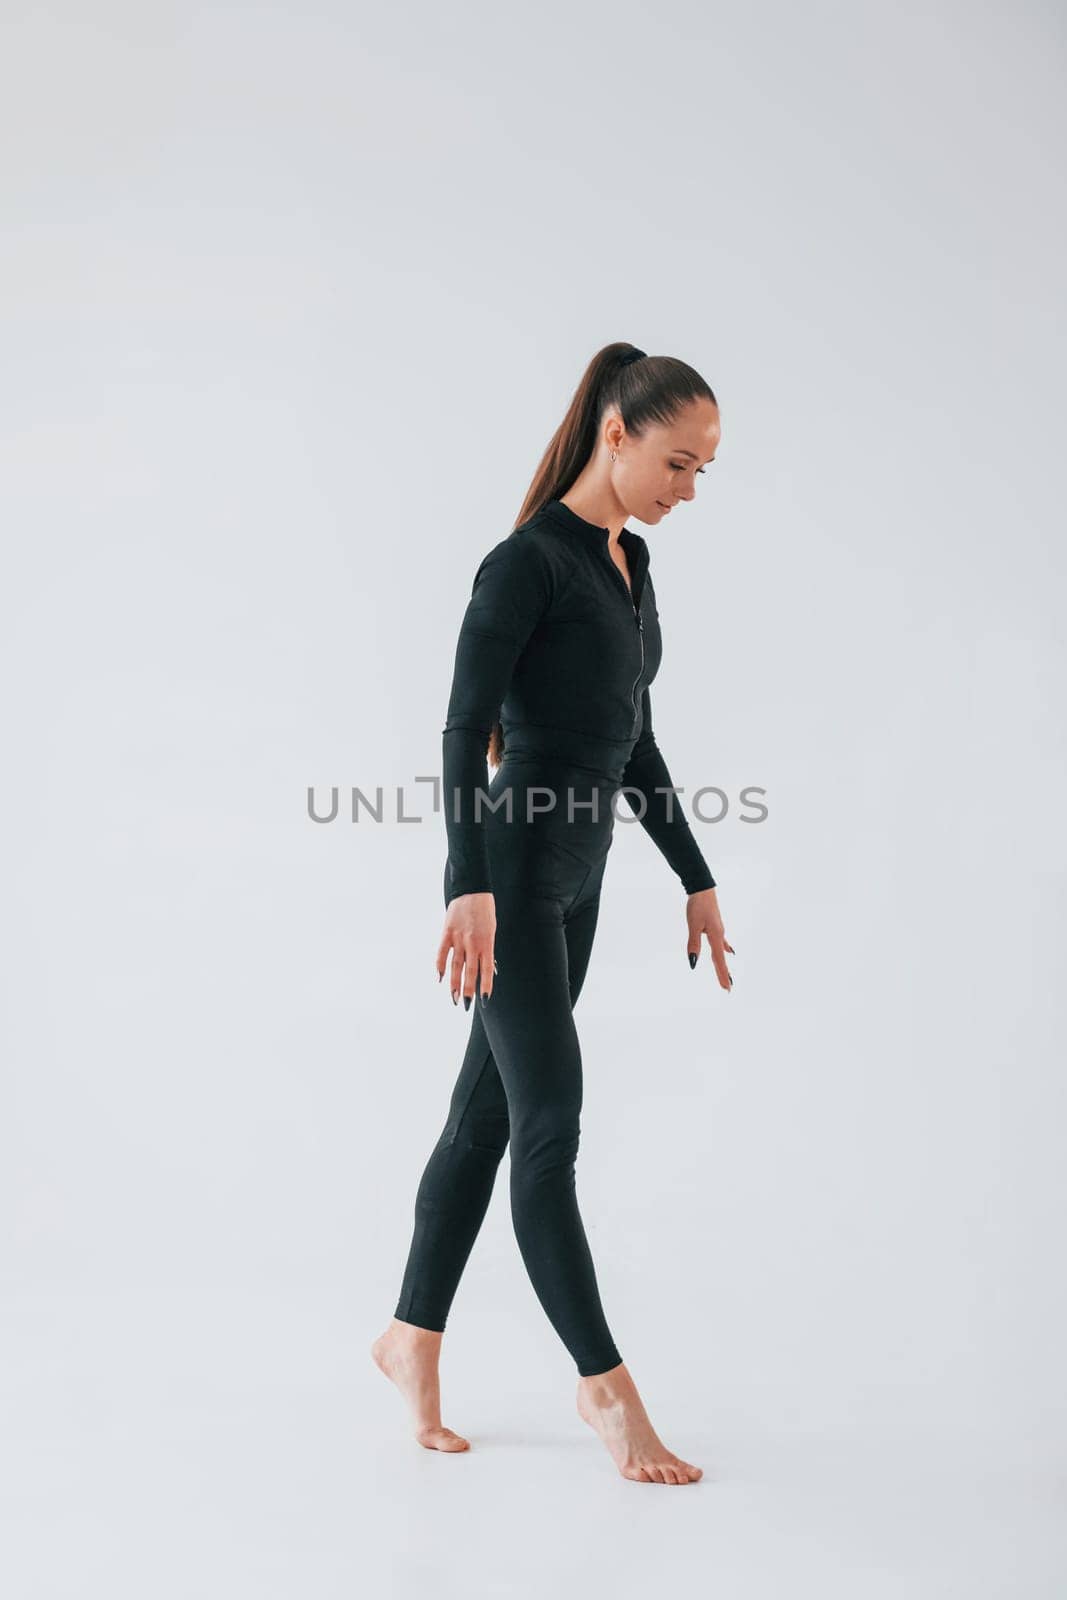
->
[630, 601, 644, 734]
[598, 545, 646, 736]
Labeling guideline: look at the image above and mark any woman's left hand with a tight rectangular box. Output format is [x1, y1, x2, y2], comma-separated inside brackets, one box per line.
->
[686, 888, 735, 991]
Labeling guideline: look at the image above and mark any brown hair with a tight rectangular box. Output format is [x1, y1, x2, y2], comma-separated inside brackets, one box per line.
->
[486, 339, 718, 768]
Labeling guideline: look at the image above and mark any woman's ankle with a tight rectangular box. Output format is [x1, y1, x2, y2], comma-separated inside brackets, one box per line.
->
[390, 1315, 444, 1343]
[578, 1361, 631, 1393]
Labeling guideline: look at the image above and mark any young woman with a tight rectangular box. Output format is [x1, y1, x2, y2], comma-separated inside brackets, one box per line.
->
[372, 342, 734, 1486]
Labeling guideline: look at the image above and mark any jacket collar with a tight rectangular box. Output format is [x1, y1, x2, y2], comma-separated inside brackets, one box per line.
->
[540, 497, 650, 600]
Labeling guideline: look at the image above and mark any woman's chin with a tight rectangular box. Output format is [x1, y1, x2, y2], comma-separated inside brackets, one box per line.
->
[631, 501, 672, 525]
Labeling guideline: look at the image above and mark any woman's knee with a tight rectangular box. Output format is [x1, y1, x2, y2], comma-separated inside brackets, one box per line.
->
[510, 1104, 582, 1180]
[467, 1106, 511, 1156]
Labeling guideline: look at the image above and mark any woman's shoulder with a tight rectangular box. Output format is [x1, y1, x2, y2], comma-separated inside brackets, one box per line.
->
[472, 511, 579, 591]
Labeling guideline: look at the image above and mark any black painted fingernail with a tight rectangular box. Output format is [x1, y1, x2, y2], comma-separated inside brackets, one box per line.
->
[463, 995, 471, 1011]
[481, 992, 490, 1007]
[451, 992, 458, 1006]
[437, 971, 443, 982]
[688, 952, 697, 969]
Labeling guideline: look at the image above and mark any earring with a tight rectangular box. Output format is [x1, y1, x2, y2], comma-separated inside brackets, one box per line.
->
[610, 450, 617, 461]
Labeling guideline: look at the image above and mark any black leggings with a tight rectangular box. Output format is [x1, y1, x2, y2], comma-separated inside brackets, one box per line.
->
[394, 758, 624, 1377]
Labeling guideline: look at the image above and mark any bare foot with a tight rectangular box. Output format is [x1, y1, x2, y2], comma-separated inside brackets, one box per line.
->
[371, 1318, 470, 1452]
[577, 1363, 702, 1484]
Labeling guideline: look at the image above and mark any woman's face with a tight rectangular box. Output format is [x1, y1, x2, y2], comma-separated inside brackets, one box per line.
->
[611, 398, 721, 525]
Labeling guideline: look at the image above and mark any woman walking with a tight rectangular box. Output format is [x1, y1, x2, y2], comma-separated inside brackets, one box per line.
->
[372, 342, 734, 1485]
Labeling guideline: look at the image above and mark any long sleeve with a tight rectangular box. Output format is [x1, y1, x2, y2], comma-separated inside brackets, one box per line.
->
[619, 685, 717, 894]
[442, 534, 554, 898]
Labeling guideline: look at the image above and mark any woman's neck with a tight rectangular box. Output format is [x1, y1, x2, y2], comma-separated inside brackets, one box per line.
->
[558, 483, 627, 543]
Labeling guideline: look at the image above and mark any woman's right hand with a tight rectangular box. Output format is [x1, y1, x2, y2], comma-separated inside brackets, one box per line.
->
[436, 892, 497, 1007]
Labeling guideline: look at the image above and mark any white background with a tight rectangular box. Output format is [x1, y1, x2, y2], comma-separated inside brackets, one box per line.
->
[2, 1, 1065, 1594]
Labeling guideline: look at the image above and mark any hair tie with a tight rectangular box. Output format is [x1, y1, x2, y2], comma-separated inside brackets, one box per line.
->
[619, 348, 646, 367]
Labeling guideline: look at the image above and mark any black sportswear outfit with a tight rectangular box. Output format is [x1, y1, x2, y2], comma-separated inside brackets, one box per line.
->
[394, 497, 716, 1377]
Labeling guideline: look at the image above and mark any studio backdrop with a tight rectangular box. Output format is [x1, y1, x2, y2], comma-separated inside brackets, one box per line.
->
[2, 2, 1064, 1595]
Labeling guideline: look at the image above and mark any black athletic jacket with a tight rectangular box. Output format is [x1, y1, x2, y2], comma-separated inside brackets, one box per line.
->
[442, 497, 717, 900]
